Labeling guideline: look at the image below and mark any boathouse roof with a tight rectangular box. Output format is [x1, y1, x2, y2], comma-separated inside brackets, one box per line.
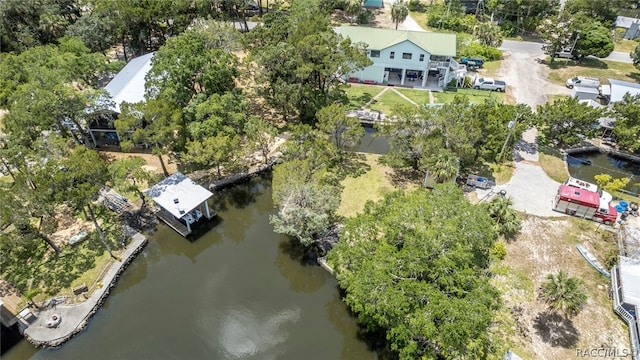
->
[105, 52, 155, 113]
[145, 172, 213, 219]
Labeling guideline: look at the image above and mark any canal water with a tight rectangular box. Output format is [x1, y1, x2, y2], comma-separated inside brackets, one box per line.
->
[566, 151, 640, 194]
[356, 127, 389, 155]
[4, 176, 377, 360]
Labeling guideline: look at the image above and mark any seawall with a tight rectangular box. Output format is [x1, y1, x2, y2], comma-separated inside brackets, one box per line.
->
[23, 234, 148, 348]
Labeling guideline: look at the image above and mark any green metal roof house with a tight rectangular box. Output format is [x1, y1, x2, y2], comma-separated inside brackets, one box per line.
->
[337, 27, 462, 89]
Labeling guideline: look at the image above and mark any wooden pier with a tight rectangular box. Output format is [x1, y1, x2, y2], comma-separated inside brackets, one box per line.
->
[208, 160, 276, 191]
[565, 141, 640, 163]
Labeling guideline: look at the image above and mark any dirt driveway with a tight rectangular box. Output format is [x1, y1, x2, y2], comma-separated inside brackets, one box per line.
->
[498, 51, 570, 109]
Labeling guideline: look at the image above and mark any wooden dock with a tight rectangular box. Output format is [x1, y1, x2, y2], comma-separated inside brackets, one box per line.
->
[209, 160, 276, 191]
[346, 109, 387, 127]
[565, 141, 640, 163]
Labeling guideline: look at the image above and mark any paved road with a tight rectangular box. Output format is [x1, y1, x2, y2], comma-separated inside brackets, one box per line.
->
[500, 39, 632, 63]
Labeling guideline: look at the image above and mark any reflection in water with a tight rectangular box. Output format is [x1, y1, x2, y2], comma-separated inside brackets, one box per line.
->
[3, 175, 376, 360]
[326, 292, 382, 360]
[217, 306, 301, 360]
[567, 152, 640, 193]
[356, 127, 389, 155]
[275, 237, 328, 293]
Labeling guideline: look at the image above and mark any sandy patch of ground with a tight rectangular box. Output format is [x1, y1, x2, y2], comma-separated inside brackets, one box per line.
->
[498, 52, 570, 109]
[49, 207, 94, 247]
[497, 217, 629, 359]
[99, 151, 178, 175]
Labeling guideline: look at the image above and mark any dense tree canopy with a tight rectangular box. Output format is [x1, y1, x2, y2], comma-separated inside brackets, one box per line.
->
[0, 0, 80, 52]
[328, 185, 501, 359]
[534, 97, 605, 148]
[246, 0, 371, 123]
[378, 97, 530, 173]
[633, 44, 640, 71]
[270, 159, 341, 246]
[574, 21, 614, 60]
[146, 29, 239, 107]
[611, 94, 640, 152]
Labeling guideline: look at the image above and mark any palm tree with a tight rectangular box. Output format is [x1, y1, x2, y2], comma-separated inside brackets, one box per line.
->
[423, 149, 459, 184]
[344, 0, 362, 24]
[391, 0, 409, 30]
[540, 270, 588, 318]
[473, 22, 504, 47]
[486, 195, 521, 240]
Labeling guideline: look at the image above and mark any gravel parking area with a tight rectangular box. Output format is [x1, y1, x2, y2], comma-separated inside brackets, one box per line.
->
[498, 51, 570, 109]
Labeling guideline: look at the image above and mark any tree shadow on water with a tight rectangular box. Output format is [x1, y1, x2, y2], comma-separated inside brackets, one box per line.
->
[533, 311, 580, 348]
[213, 174, 268, 211]
[275, 236, 327, 293]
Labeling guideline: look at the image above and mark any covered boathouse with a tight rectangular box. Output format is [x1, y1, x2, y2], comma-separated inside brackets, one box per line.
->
[145, 172, 215, 237]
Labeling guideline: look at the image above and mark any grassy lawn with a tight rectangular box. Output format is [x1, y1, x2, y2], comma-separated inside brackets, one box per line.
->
[337, 153, 418, 217]
[479, 60, 502, 78]
[408, 11, 429, 31]
[547, 58, 640, 87]
[394, 88, 431, 105]
[546, 94, 569, 104]
[539, 152, 569, 183]
[337, 154, 395, 217]
[2, 228, 123, 306]
[369, 89, 413, 114]
[432, 88, 505, 104]
[343, 84, 384, 109]
[614, 38, 639, 53]
[490, 162, 515, 185]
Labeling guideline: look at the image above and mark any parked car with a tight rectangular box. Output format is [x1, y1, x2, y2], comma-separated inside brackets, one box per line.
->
[565, 76, 599, 89]
[460, 56, 484, 68]
[555, 48, 577, 59]
[472, 77, 506, 92]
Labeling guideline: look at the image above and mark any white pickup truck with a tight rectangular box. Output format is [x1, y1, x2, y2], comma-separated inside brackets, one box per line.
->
[472, 77, 506, 92]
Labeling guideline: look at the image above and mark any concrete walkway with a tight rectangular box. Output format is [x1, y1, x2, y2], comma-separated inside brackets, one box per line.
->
[475, 128, 565, 217]
[364, 87, 390, 108]
[24, 234, 148, 347]
[391, 88, 419, 106]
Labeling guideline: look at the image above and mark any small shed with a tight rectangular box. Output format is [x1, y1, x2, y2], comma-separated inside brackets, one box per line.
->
[145, 172, 215, 237]
[616, 16, 640, 40]
[571, 85, 599, 101]
[608, 79, 640, 104]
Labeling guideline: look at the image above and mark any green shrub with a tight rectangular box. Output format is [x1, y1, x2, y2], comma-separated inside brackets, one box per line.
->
[459, 42, 502, 61]
[358, 9, 374, 24]
[499, 20, 517, 38]
[426, 3, 470, 32]
[490, 241, 507, 260]
[408, 0, 424, 12]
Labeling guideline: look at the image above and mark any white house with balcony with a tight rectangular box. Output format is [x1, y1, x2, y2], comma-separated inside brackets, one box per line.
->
[337, 27, 460, 89]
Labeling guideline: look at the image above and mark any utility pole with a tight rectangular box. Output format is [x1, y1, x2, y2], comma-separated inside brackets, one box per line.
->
[497, 113, 522, 163]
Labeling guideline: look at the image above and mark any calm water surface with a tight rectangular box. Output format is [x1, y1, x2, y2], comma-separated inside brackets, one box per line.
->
[4, 176, 377, 360]
[567, 152, 640, 193]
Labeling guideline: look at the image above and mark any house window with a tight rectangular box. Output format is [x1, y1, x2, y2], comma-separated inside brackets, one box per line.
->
[390, 51, 395, 59]
[370, 50, 380, 58]
[402, 53, 412, 60]
[419, 54, 425, 62]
